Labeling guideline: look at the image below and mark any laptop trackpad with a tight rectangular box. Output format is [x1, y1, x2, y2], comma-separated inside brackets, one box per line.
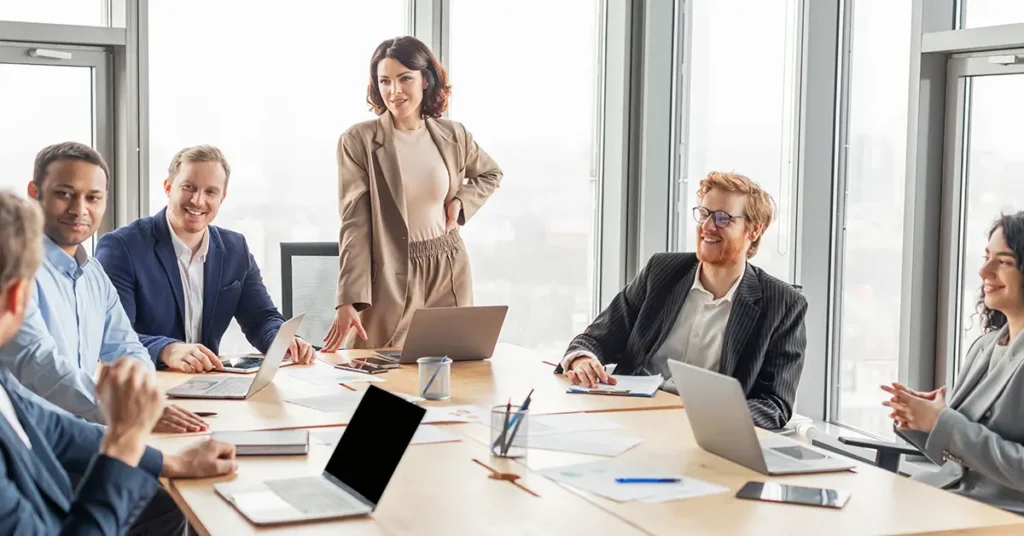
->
[771, 446, 827, 461]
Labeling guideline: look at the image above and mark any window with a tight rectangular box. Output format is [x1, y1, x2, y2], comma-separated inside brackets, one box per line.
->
[0, 64, 93, 195]
[148, 1, 409, 353]
[833, 0, 913, 439]
[677, 0, 801, 281]
[961, 0, 1024, 28]
[954, 74, 1024, 372]
[0, 0, 109, 26]
[448, 0, 603, 353]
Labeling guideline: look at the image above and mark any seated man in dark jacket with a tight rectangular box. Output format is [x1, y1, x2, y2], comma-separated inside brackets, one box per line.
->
[0, 190, 237, 535]
[559, 172, 808, 429]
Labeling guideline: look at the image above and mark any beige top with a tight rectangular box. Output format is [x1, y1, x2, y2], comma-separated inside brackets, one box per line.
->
[394, 126, 449, 242]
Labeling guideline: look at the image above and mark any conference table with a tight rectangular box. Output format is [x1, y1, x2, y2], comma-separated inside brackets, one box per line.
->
[149, 344, 1024, 536]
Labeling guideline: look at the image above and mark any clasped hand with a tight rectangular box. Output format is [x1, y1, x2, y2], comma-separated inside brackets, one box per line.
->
[881, 382, 947, 433]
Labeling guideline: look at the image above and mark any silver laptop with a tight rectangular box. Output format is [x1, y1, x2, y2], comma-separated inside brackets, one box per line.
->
[166, 314, 304, 400]
[214, 385, 425, 525]
[396, 305, 507, 364]
[668, 359, 855, 475]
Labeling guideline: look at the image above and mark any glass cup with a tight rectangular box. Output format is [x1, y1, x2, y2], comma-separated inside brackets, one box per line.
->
[490, 404, 529, 458]
[417, 356, 451, 401]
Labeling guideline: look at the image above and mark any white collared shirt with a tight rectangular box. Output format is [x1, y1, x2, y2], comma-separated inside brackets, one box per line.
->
[561, 263, 742, 377]
[0, 384, 31, 448]
[647, 264, 742, 377]
[166, 211, 209, 344]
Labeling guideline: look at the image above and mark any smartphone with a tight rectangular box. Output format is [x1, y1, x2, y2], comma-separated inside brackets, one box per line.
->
[735, 481, 850, 509]
[356, 355, 400, 369]
[335, 361, 388, 375]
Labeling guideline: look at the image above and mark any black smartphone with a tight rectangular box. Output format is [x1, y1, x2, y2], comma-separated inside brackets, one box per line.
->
[375, 350, 402, 360]
[735, 481, 850, 509]
[336, 361, 388, 375]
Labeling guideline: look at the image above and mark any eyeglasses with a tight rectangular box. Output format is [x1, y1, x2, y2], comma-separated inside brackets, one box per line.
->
[692, 206, 746, 228]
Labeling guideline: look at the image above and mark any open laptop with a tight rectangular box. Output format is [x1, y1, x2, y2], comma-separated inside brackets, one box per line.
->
[166, 314, 304, 400]
[214, 385, 425, 525]
[221, 353, 297, 374]
[394, 305, 508, 364]
[668, 359, 855, 475]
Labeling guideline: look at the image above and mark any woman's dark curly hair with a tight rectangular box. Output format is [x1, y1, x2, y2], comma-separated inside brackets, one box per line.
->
[366, 36, 450, 118]
[977, 211, 1024, 333]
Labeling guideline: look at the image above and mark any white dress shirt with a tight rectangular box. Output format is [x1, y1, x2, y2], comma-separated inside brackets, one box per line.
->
[167, 211, 209, 344]
[562, 264, 743, 382]
[0, 383, 31, 448]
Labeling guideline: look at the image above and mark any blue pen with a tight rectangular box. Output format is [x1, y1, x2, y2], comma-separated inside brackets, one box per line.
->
[615, 478, 681, 484]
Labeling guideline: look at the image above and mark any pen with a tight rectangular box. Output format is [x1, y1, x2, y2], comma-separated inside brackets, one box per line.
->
[194, 412, 218, 417]
[615, 478, 681, 484]
[502, 390, 535, 456]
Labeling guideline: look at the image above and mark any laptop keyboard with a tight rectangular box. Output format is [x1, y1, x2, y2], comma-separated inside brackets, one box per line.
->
[264, 477, 364, 516]
[205, 377, 253, 396]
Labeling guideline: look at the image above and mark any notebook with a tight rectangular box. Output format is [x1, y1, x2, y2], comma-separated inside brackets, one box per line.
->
[211, 430, 310, 456]
[566, 374, 664, 397]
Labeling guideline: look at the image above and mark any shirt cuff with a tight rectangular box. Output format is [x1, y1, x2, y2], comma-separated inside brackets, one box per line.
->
[139, 446, 164, 479]
[560, 350, 598, 372]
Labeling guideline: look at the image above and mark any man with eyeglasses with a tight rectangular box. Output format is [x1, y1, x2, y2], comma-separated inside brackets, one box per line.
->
[557, 171, 807, 429]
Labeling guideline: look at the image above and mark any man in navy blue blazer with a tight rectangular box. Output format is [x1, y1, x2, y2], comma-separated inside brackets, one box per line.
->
[96, 145, 314, 372]
[0, 190, 237, 535]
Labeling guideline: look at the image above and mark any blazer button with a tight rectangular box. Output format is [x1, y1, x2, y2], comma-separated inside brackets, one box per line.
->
[983, 410, 993, 419]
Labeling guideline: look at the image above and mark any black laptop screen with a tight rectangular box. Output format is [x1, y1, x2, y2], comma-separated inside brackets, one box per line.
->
[324, 385, 425, 506]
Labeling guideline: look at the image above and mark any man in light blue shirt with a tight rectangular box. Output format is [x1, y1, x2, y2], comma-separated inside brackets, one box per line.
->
[0, 141, 208, 433]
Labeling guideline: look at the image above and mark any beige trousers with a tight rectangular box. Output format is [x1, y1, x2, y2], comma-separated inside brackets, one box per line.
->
[355, 228, 473, 349]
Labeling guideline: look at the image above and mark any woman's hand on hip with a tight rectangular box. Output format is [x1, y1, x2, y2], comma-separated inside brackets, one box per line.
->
[445, 198, 463, 232]
[322, 304, 367, 352]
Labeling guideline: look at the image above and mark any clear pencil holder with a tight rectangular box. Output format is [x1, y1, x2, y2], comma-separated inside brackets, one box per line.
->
[490, 404, 529, 458]
[416, 356, 451, 401]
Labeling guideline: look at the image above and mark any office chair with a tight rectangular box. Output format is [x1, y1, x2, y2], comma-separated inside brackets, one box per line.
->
[836, 436, 921, 474]
[280, 242, 339, 350]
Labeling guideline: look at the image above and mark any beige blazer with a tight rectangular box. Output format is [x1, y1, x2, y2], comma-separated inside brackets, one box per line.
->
[334, 112, 502, 341]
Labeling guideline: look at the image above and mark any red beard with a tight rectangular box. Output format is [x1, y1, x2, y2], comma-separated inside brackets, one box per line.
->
[696, 232, 745, 265]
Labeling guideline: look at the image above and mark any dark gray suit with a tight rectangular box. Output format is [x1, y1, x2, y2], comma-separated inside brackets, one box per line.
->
[899, 326, 1024, 515]
[561, 252, 808, 429]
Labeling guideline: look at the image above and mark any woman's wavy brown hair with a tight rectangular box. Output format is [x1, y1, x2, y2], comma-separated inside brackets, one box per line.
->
[366, 36, 450, 118]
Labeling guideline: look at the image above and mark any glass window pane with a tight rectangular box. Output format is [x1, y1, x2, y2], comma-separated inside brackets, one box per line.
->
[834, 0, 913, 439]
[962, 0, 1024, 28]
[147, 1, 408, 353]
[956, 74, 1024, 373]
[0, 0, 108, 26]
[680, 0, 801, 281]
[0, 64, 93, 195]
[449, 0, 601, 353]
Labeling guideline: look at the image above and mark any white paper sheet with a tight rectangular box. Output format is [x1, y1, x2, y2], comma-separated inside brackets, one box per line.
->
[421, 405, 490, 424]
[567, 374, 664, 397]
[310, 424, 460, 446]
[288, 368, 385, 386]
[528, 413, 625, 436]
[286, 390, 422, 413]
[526, 432, 643, 457]
[538, 460, 727, 503]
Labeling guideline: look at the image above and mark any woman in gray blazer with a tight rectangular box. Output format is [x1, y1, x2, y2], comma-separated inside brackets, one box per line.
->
[883, 211, 1024, 515]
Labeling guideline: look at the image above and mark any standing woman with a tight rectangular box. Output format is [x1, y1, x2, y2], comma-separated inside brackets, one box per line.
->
[322, 36, 502, 351]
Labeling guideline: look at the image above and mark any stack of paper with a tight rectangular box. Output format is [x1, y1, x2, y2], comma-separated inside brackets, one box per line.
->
[527, 433, 643, 457]
[310, 424, 460, 447]
[286, 390, 422, 413]
[567, 374, 664, 397]
[538, 460, 727, 503]
[529, 413, 625, 436]
[288, 368, 385, 387]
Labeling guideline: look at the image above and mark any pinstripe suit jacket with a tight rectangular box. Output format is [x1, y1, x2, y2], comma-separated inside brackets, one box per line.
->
[561, 252, 808, 429]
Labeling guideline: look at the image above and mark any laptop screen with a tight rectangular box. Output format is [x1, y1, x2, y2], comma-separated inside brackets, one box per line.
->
[324, 385, 425, 506]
